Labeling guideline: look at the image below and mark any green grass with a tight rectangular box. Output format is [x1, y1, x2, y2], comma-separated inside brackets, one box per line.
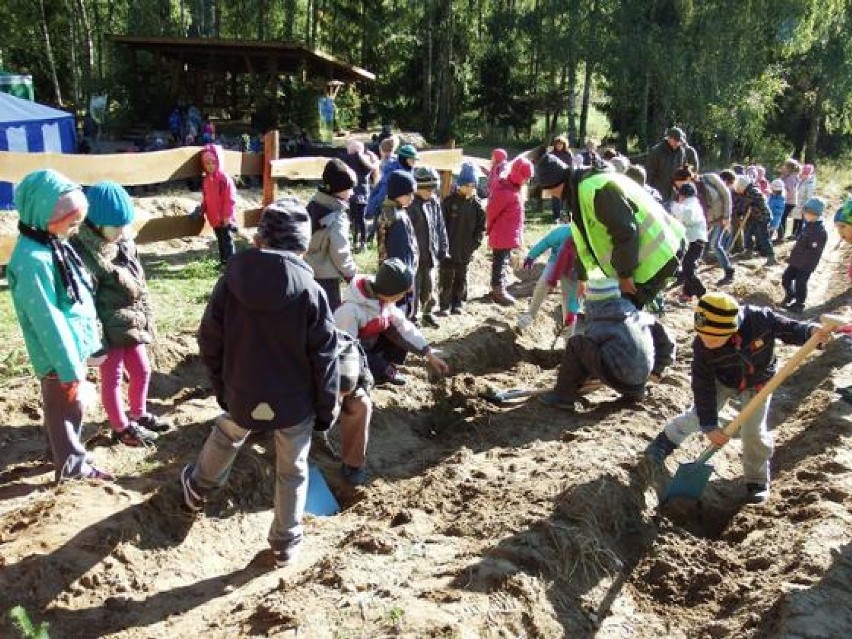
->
[144, 256, 221, 334]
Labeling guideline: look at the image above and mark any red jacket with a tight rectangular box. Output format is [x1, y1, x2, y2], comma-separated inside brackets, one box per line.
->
[201, 144, 237, 228]
[486, 176, 525, 250]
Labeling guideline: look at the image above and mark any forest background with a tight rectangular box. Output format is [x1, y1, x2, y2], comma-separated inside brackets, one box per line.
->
[3, 0, 852, 167]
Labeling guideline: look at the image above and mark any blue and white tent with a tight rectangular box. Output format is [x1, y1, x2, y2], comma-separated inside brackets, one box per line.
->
[0, 92, 77, 209]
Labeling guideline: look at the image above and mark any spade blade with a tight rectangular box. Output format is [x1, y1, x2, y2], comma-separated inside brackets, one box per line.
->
[662, 459, 715, 503]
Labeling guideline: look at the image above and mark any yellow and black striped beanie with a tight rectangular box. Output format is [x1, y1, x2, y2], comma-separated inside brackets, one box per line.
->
[694, 292, 740, 336]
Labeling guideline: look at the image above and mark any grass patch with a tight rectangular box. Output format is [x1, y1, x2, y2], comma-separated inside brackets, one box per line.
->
[145, 256, 220, 335]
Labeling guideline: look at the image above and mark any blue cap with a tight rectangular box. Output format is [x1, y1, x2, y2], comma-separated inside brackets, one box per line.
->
[801, 197, 824, 217]
[456, 161, 478, 186]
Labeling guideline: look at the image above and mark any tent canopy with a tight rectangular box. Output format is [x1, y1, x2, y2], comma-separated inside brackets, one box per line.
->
[0, 92, 77, 208]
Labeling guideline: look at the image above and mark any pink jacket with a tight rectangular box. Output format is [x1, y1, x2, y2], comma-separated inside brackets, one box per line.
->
[201, 144, 237, 228]
[486, 177, 524, 250]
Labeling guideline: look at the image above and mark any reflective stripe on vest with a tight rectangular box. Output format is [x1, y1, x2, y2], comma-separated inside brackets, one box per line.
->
[574, 173, 685, 283]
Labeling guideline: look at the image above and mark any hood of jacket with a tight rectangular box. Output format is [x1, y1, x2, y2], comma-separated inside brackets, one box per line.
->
[340, 275, 378, 310]
[203, 143, 226, 176]
[309, 190, 348, 230]
[584, 296, 636, 322]
[15, 169, 81, 230]
[224, 248, 314, 313]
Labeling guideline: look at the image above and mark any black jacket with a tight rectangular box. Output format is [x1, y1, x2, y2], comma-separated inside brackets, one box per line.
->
[645, 140, 700, 199]
[441, 191, 486, 264]
[198, 248, 340, 432]
[692, 306, 816, 430]
[409, 193, 449, 269]
[739, 183, 771, 223]
[788, 221, 827, 272]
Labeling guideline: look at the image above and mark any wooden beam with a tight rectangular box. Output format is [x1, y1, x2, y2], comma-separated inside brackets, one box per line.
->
[268, 148, 468, 181]
[0, 148, 263, 186]
[262, 130, 279, 205]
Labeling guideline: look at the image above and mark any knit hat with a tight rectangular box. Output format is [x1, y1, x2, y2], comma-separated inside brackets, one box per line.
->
[835, 199, 852, 225]
[257, 196, 311, 252]
[586, 278, 621, 302]
[694, 292, 740, 336]
[732, 164, 745, 175]
[492, 148, 508, 164]
[456, 161, 478, 186]
[373, 258, 413, 296]
[770, 179, 784, 192]
[802, 197, 825, 217]
[508, 158, 533, 186]
[535, 153, 571, 189]
[413, 166, 440, 189]
[398, 144, 419, 160]
[387, 170, 417, 200]
[666, 127, 685, 142]
[346, 139, 364, 154]
[322, 158, 356, 194]
[733, 175, 751, 193]
[678, 182, 697, 198]
[85, 181, 135, 228]
[625, 165, 647, 186]
[672, 166, 695, 182]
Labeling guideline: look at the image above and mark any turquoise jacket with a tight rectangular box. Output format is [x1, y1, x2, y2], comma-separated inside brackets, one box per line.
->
[527, 224, 572, 265]
[8, 170, 101, 382]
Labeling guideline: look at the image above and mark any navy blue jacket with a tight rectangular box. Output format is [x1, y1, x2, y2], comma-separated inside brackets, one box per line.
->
[692, 306, 816, 430]
[198, 249, 340, 432]
[788, 221, 827, 272]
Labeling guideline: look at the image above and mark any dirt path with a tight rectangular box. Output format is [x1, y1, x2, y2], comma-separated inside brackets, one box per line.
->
[1, 207, 850, 638]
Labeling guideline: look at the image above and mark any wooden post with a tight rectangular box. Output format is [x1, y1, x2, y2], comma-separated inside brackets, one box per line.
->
[439, 138, 455, 200]
[262, 129, 279, 207]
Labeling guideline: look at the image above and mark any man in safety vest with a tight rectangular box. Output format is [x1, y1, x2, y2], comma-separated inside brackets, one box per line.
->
[536, 153, 685, 309]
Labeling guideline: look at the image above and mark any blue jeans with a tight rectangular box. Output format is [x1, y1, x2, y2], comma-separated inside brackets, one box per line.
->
[708, 223, 732, 271]
[191, 413, 314, 550]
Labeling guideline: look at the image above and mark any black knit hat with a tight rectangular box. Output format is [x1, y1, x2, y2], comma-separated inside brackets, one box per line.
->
[678, 182, 697, 198]
[322, 158, 356, 194]
[535, 153, 571, 189]
[373, 258, 413, 296]
[258, 196, 311, 252]
[387, 170, 417, 200]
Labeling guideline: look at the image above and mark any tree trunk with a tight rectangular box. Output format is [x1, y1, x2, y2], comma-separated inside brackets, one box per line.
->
[63, 0, 81, 109]
[803, 103, 821, 163]
[565, 60, 577, 145]
[435, 0, 454, 142]
[74, 0, 94, 106]
[639, 68, 650, 150]
[39, 0, 63, 104]
[92, 0, 104, 82]
[283, 0, 295, 39]
[422, 0, 433, 137]
[578, 61, 593, 143]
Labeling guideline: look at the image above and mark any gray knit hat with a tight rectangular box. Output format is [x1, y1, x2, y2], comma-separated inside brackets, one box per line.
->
[258, 196, 311, 252]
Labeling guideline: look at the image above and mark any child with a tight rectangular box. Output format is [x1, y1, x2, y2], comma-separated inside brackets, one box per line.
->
[780, 197, 828, 313]
[182, 197, 340, 568]
[8, 169, 112, 481]
[754, 165, 770, 196]
[833, 200, 852, 404]
[550, 136, 573, 222]
[305, 158, 358, 310]
[733, 175, 776, 266]
[517, 221, 580, 334]
[645, 292, 830, 503]
[409, 166, 449, 327]
[335, 258, 449, 386]
[70, 181, 166, 447]
[439, 161, 486, 315]
[790, 164, 816, 239]
[670, 182, 708, 302]
[344, 140, 379, 252]
[366, 143, 418, 219]
[375, 170, 419, 319]
[539, 278, 675, 410]
[777, 158, 801, 242]
[199, 144, 238, 266]
[487, 148, 508, 197]
[767, 179, 786, 238]
[486, 158, 533, 306]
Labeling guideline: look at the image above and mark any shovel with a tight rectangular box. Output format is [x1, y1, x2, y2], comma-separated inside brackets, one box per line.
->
[662, 314, 842, 504]
[481, 379, 603, 404]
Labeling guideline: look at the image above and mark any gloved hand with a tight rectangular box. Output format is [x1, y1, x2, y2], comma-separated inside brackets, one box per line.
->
[216, 393, 228, 411]
[522, 257, 535, 270]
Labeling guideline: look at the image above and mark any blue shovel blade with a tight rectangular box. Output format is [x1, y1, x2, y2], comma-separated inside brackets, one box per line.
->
[306, 463, 340, 516]
[663, 460, 715, 503]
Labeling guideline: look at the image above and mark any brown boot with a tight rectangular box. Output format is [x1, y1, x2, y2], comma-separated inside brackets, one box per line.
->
[491, 287, 516, 306]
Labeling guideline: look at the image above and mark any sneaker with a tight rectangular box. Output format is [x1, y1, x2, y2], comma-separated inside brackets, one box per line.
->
[745, 483, 770, 504]
[180, 464, 206, 511]
[644, 432, 677, 464]
[516, 313, 533, 331]
[134, 413, 169, 433]
[113, 421, 159, 447]
[787, 303, 804, 313]
[450, 305, 463, 315]
[341, 463, 367, 486]
[435, 307, 450, 317]
[716, 269, 735, 286]
[538, 391, 576, 411]
[271, 537, 303, 568]
[422, 314, 439, 328]
[80, 466, 114, 481]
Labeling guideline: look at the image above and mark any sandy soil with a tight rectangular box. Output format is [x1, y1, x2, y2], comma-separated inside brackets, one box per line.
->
[1, 195, 851, 639]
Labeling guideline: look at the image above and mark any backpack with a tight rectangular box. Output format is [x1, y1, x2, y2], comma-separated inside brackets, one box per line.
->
[697, 174, 724, 223]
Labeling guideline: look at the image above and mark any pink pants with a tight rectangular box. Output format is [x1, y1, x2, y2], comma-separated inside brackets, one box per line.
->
[99, 344, 152, 431]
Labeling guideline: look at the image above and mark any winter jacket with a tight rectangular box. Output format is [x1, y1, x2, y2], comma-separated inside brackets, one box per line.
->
[305, 191, 357, 281]
[409, 193, 449, 269]
[375, 200, 418, 273]
[670, 197, 708, 243]
[692, 306, 816, 430]
[486, 176, 525, 250]
[696, 173, 731, 225]
[334, 276, 430, 355]
[201, 144, 237, 228]
[8, 171, 101, 383]
[739, 183, 771, 223]
[788, 220, 827, 272]
[781, 173, 799, 206]
[344, 151, 375, 204]
[568, 297, 675, 394]
[441, 191, 486, 264]
[645, 140, 700, 199]
[70, 221, 154, 348]
[792, 176, 816, 221]
[487, 161, 507, 197]
[366, 158, 409, 217]
[527, 224, 572, 266]
[198, 248, 339, 432]
[768, 193, 786, 230]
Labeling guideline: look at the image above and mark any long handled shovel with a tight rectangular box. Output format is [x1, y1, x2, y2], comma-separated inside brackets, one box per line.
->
[731, 210, 751, 251]
[662, 314, 842, 504]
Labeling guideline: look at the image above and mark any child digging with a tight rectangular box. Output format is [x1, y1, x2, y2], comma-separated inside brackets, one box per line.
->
[439, 161, 486, 315]
[70, 181, 167, 447]
[780, 197, 828, 313]
[8, 170, 112, 480]
[645, 292, 832, 503]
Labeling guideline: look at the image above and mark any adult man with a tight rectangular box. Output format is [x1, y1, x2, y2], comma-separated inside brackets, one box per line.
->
[536, 154, 685, 309]
[645, 127, 700, 203]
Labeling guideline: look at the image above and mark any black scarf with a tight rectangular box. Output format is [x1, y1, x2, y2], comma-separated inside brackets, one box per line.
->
[17, 221, 87, 305]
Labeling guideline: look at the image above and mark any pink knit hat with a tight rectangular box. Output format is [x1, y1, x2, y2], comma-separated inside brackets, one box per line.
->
[491, 148, 508, 164]
[508, 158, 533, 186]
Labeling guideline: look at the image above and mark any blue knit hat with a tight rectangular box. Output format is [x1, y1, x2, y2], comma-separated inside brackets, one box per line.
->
[387, 170, 417, 200]
[86, 181, 135, 227]
[586, 278, 621, 302]
[801, 197, 825, 217]
[456, 161, 478, 186]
